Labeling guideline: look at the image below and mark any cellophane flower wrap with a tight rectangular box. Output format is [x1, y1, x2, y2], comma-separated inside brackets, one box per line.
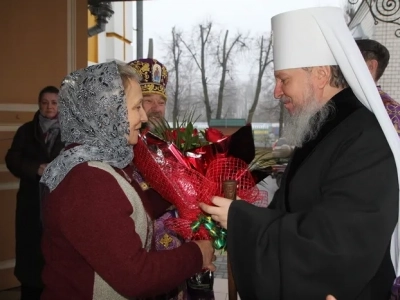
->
[133, 122, 267, 249]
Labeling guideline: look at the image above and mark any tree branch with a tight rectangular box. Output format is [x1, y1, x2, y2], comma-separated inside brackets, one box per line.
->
[203, 23, 212, 45]
[179, 36, 202, 71]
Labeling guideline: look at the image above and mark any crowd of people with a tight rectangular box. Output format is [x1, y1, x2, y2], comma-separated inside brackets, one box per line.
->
[5, 5, 400, 300]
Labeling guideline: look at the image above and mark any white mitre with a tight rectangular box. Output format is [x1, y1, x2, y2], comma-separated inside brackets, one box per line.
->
[272, 7, 400, 276]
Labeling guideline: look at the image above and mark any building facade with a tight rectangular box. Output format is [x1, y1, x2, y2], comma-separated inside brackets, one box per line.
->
[88, 2, 135, 65]
[0, 1, 137, 290]
[0, 0, 88, 289]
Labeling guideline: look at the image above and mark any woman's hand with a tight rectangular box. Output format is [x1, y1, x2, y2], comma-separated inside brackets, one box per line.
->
[193, 240, 216, 271]
[199, 196, 233, 229]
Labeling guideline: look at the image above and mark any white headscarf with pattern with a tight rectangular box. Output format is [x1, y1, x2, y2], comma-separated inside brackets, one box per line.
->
[41, 61, 133, 192]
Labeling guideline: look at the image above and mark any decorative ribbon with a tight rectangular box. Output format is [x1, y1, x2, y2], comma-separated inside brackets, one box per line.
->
[191, 214, 227, 250]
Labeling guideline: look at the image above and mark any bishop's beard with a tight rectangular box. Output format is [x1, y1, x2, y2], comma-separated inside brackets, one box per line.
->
[282, 87, 335, 148]
[146, 111, 164, 130]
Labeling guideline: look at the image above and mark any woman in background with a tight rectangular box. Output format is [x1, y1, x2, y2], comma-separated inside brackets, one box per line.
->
[5, 85, 64, 300]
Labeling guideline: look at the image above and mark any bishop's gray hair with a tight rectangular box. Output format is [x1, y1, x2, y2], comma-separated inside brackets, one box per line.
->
[302, 66, 349, 89]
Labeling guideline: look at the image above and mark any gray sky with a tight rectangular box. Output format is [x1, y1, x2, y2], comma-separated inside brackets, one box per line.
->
[132, 0, 346, 59]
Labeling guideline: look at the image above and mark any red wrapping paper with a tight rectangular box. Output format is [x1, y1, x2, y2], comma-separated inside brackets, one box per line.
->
[133, 127, 267, 240]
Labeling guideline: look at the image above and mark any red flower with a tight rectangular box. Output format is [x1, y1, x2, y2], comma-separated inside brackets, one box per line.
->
[165, 130, 176, 141]
[165, 128, 185, 141]
[205, 128, 224, 143]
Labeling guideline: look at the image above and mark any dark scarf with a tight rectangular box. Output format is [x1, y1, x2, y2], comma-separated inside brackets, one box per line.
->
[38, 113, 60, 154]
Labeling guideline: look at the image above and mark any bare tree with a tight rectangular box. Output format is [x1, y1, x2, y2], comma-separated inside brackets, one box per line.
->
[169, 27, 183, 121]
[164, 27, 202, 121]
[219, 77, 242, 118]
[215, 30, 247, 119]
[180, 23, 213, 124]
[247, 33, 273, 123]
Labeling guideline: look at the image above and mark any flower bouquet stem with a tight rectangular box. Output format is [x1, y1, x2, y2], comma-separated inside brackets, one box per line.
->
[222, 180, 238, 300]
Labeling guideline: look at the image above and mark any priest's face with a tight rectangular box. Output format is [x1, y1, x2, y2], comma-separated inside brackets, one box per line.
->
[274, 68, 333, 147]
[143, 94, 166, 124]
[274, 68, 321, 115]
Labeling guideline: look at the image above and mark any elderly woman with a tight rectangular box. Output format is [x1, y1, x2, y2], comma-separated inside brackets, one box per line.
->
[5, 85, 64, 300]
[39, 61, 215, 300]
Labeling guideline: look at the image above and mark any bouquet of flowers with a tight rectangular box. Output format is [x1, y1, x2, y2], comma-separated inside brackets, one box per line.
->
[133, 112, 267, 250]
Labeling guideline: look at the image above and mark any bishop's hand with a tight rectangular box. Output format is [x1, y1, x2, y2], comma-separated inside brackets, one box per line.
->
[199, 196, 233, 229]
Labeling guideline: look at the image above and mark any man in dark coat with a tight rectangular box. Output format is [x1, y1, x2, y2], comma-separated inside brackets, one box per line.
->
[355, 38, 400, 137]
[5, 86, 64, 300]
[200, 7, 400, 300]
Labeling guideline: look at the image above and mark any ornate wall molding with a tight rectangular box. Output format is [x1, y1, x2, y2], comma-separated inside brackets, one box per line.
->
[349, 0, 400, 37]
